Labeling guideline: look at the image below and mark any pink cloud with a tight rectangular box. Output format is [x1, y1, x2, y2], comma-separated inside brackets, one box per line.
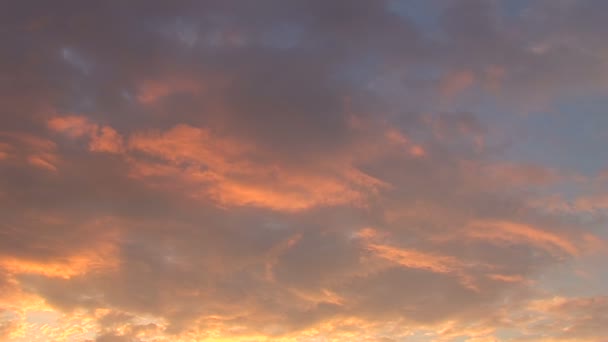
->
[0, 132, 59, 172]
[48, 116, 124, 154]
[465, 220, 580, 256]
[439, 70, 475, 99]
[136, 78, 203, 104]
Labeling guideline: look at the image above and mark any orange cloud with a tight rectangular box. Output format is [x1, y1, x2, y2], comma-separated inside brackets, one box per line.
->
[465, 220, 579, 256]
[48, 116, 124, 154]
[356, 228, 479, 289]
[0, 142, 11, 160]
[385, 128, 427, 158]
[409, 145, 426, 157]
[128, 124, 386, 211]
[0, 132, 59, 171]
[439, 70, 475, 99]
[47, 116, 398, 211]
[47, 116, 96, 138]
[574, 193, 608, 213]
[26, 155, 57, 171]
[0, 238, 118, 280]
[385, 128, 409, 145]
[481, 162, 560, 187]
[355, 227, 381, 240]
[206, 170, 382, 212]
[487, 273, 528, 284]
[1, 307, 97, 342]
[89, 126, 124, 153]
[366, 243, 463, 274]
[137, 78, 202, 104]
[0, 254, 112, 280]
[521, 295, 608, 341]
[128, 124, 249, 173]
[265, 233, 303, 282]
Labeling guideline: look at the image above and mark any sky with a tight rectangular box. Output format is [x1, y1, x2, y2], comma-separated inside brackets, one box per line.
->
[1, 1, 608, 341]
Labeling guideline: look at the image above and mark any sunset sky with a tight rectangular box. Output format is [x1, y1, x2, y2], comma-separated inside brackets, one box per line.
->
[2, 1, 608, 341]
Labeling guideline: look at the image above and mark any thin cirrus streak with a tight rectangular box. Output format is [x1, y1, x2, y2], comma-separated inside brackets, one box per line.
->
[1, 1, 608, 341]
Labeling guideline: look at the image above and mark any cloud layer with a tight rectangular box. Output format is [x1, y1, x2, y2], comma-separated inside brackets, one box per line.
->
[1, 1, 608, 341]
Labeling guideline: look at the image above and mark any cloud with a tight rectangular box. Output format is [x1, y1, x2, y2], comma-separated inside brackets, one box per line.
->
[439, 69, 476, 99]
[48, 116, 124, 154]
[0, 132, 59, 172]
[1, 0, 608, 341]
[464, 219, 581, 256]
[43, 120, 388, 212]
[47, 116, 96, 139]
[136, 78, 203, 105]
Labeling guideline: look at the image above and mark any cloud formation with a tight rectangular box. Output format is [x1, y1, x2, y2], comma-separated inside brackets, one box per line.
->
[1, 0, 608, 341]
